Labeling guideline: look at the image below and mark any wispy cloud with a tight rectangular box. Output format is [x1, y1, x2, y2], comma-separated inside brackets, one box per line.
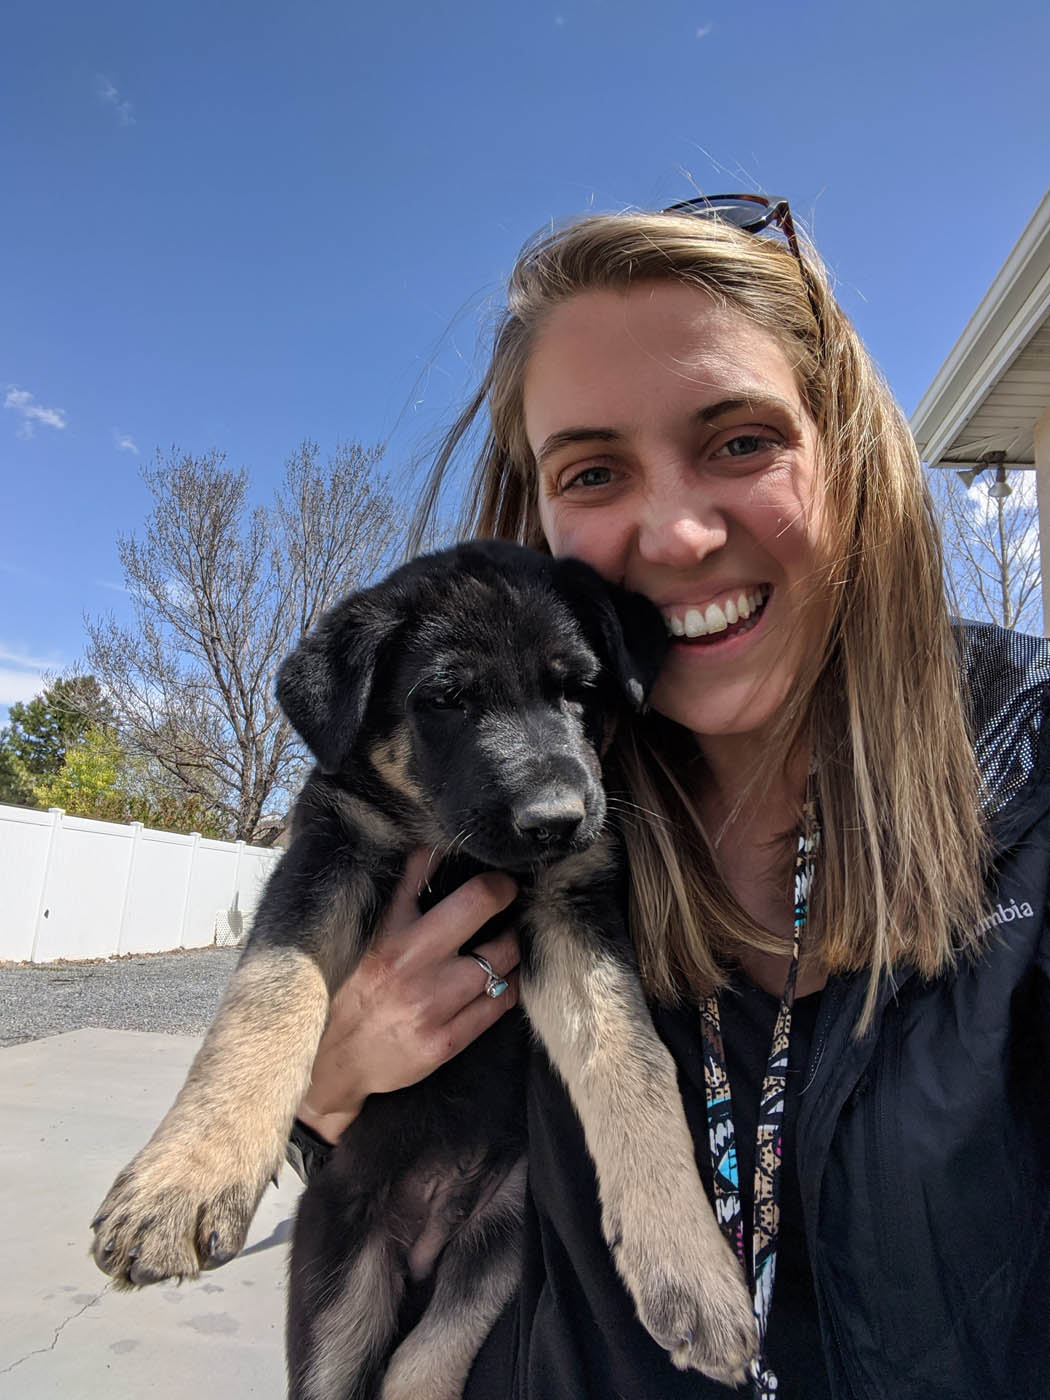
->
[96, 74, 135, 127]
[5, 386, 68, 439]
[0, 644, 62, 672]
[0, 644, 64, 708]
[695, 23, 713, 38]
[0, 667, 53, 708]
[113, 430, 139, 454]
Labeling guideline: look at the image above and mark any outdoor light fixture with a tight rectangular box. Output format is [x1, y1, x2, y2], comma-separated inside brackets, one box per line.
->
[955, 450, 1011, 497]
[987, 465, 1013, 500]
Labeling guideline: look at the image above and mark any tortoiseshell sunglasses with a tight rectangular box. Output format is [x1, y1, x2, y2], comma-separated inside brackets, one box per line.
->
[662, 192, 820, 323]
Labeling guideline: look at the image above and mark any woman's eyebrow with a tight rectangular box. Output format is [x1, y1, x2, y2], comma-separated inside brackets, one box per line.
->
[696, 393, 797, 424]
[534, 426, 624, 468]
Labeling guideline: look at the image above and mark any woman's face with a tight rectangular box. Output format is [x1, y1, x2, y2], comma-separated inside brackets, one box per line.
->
[524, 282, 828, 746]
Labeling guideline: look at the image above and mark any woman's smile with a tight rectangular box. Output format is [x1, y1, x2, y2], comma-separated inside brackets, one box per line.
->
[658, 583, 770, 641]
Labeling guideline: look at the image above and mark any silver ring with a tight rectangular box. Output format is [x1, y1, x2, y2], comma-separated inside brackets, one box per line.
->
[468, 952, 509, 999]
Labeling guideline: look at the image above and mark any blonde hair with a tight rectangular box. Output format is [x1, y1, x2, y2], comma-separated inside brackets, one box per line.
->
[413, 211, 988, 1028]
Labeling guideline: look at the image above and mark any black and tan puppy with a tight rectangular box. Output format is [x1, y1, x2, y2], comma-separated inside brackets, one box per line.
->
[89, 540, 756, 1398]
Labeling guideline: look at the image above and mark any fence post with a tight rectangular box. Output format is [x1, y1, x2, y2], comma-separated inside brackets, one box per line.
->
[177, 832, 201, 949]
[115, 822, 145, 956]
[29, 807, 64, 964]
[230, 839, 245, 908]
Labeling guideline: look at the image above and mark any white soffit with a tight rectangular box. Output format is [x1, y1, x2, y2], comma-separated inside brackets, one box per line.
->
[910, 189, 1050, 468]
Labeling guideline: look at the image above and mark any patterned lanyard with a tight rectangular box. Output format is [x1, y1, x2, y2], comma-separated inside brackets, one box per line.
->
[700, 803, 819, 1400]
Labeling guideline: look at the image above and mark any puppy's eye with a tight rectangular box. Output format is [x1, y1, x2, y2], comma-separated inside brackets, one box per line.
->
[421, 692, 463, 711]
[562, 677, 595, 705]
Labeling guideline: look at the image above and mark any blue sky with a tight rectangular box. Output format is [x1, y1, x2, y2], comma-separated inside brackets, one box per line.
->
[2, 0, 1048, 715]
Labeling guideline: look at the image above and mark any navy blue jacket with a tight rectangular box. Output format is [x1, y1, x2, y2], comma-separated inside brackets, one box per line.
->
[468, 622, 1050, 1399]
[795, 622, 1050, 1398]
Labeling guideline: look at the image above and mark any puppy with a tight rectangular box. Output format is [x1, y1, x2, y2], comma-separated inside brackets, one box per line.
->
[89, 540, 756, 1398]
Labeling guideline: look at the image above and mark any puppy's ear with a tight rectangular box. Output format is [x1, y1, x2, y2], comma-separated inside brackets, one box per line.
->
[276, 595, 400, 774]
[553, 559, 668, 711]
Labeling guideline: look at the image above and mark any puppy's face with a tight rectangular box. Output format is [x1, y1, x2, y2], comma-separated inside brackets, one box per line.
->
[377, 576, 608, 872]
[277, 541, 668, 871]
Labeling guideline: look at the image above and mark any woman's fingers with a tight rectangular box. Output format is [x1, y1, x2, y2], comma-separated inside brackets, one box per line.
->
[378, 848, 519, 964]
[380, 849, 521, 1021]
[430, 926, 522, 1022]
[426, 969, 522, 1069]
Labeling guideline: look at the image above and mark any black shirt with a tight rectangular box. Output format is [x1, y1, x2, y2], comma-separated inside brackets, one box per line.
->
[466, 978, 830, 1398]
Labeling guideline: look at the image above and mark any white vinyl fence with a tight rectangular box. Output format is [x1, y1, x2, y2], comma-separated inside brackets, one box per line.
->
[0, 803, 283, 963]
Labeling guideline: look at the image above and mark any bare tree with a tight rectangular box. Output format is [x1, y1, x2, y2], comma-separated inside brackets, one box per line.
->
[87, 442, 405, 842]
[927, 467, 1042, 632]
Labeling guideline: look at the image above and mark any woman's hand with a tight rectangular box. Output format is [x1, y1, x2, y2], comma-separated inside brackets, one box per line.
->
[295, 848, 521, 1145]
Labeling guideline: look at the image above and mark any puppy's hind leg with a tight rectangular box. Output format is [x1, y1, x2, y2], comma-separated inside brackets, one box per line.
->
[292, 1229, 406, 1400]
[380, 1156, 526, 1400]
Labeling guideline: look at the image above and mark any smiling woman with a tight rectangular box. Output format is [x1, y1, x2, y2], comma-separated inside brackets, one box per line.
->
[294, 203, 1050, 1400]
[429, 210, 987, 1018]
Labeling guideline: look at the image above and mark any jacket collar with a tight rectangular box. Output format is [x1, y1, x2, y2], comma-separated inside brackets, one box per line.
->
[956, 620, 1050, 841]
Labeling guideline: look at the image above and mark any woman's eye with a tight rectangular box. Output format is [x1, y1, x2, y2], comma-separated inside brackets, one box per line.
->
[715, 433, 776, 459]
[562, 463, 613, 490]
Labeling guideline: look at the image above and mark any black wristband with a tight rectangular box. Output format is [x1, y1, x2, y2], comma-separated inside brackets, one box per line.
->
[286, 1116, 336, 1183]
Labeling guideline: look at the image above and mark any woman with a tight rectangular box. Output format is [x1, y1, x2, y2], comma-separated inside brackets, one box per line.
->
[290, 198, 1050, 1398]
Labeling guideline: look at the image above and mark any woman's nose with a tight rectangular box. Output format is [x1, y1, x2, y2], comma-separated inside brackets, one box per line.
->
[636, 494, 728, 567]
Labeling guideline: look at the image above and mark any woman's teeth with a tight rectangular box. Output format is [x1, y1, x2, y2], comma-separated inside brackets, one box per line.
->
[664, 586, 769, 639]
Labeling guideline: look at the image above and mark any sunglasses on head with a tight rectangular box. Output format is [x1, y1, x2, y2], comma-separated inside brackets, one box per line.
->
[666, 191, 828, 327]
[661, 192, 821, 326]
[662, 192, 801, 258]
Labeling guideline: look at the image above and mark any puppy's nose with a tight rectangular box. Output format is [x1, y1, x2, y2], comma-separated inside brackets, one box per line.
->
[513, 791, 586, 843]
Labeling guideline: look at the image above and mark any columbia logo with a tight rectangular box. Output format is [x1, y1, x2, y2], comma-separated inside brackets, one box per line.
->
[978, 898, 1035, 934]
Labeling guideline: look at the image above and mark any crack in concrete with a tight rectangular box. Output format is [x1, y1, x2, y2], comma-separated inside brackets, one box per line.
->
[0, 1284, 112, 1375]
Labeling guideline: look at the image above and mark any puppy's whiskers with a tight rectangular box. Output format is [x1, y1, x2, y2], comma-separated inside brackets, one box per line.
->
[434, 827, 473, 868]
[604, 804, 645, 835]
[450, 827, 476, 860]
[606, 795, 675, 831]
[419, 844, 443, 895]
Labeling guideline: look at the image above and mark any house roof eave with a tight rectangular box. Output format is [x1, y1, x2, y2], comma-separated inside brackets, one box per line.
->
[910, 189, 1050, 467]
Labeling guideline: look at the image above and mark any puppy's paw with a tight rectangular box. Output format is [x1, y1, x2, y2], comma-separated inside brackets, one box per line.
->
[633, 1261, 756, 1384]
[608, 1206, 757, 1385]
[90, 1149, 264, 1288]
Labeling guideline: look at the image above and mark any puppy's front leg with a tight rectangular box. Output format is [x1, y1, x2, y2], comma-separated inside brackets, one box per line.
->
[523, 890, 757, 1385]
[91, 942, 331, 1287]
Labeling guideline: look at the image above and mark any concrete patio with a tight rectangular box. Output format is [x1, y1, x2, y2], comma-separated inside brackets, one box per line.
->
[1, 1027, 303, 1398]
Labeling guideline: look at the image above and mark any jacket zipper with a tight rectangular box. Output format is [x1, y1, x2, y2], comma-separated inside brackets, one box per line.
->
[800, 978, 845, 1095]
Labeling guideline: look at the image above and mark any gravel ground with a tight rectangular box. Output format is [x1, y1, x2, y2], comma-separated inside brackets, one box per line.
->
[0, 947, 241, 1047]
